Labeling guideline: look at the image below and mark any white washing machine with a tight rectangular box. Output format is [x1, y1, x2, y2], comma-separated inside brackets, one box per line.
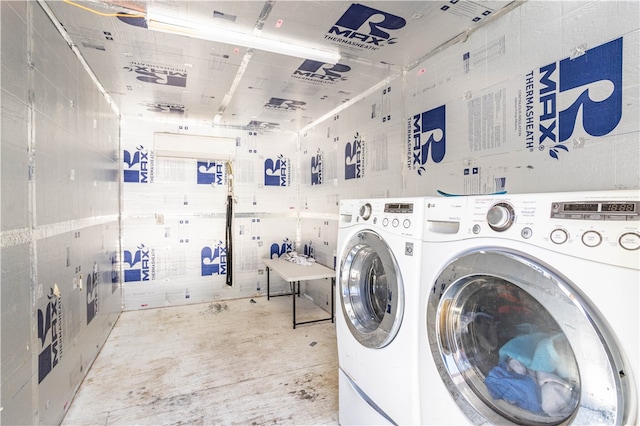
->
[419, 190, 639, 425]
[337, 198, 426, 425]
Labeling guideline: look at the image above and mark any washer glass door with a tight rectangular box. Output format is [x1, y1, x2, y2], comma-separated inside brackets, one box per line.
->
[340, 230, 403, 349]
[427, 249, 629, 425]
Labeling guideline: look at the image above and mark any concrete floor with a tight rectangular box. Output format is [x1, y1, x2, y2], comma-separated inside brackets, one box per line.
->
[62, 295, 339, 425]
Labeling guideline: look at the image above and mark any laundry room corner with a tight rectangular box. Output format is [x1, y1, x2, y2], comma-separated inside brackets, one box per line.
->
[1, 0, 639, 424]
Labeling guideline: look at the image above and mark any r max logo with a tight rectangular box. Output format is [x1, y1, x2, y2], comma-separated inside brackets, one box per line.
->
[292, 60, 351, 84]
[265, 98, 307, 111]
[111, 253, 118, 294]
[311, 151, 323, 185]
[123, 146, 151, 183]
[326, 4, 406, 49]
[345, 132, 364, 180]
[264, 155, 291, 187]
[38, 287, 63, 383]
[201, 242, 227, 276]
[528, 37, 623, 159]
[407, 105, 446, 176]
[197, 161, 225, 185]
[270, 238, 294, 259]
[123, 244, 151, 282]
[144, 102, 185, 114]
[248, 120, 279, 130]
[124, 64, 187, 87]
[86, 263, 99, 325]
[304, 241, 315, 258]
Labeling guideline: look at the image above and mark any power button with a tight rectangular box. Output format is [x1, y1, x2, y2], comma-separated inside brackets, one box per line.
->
[521, 227, 533, 239]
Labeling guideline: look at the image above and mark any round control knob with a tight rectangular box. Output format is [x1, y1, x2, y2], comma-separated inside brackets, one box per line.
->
[392, 218, 399, 228]
[581, 230, 602, 247]
[403, 219, 411, 229]
[550, 228, 569, 244]
[360, 203, 372, 220]
[487, 202, 515, 232]
[619, 232, 640, 251]
[382, 218, 389, 227]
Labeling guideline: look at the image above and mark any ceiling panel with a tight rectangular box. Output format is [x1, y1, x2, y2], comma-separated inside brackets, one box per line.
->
[44, 0, 517, 132]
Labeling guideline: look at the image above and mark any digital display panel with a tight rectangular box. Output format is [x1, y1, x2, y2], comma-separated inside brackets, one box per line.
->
[552, 200, 637, 220]
[385, 203, 413, 213]
[563, 203, 598, 212]
[602, 203, 636, 212]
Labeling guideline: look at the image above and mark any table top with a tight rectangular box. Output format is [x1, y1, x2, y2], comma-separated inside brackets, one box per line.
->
[263, 258, 335, 282]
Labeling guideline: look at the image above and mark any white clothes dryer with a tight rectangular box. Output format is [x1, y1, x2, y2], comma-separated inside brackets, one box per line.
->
[419, 190, 639, 425]
[337, 198, 426, 425]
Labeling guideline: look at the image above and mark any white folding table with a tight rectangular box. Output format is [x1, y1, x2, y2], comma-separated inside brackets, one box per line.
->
[263, 258, 335, 329]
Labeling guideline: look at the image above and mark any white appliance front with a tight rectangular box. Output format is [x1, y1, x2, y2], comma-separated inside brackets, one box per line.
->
[337, 198, 425, 425]
[419, 190, 639, 425]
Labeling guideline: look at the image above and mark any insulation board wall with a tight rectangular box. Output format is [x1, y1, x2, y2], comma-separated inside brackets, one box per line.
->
[402, 0, 639, 196]
[120, 119, 300, 309]
[299, 0, 639, 309]
[0, 1, 121, 425]
[120, 1, 639, 314]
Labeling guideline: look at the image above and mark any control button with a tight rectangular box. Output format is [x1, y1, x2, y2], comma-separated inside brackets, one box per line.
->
[521, 227, 533, 239]
[550, 229, 568, 244]
[373, 217, 377, 225]
[360, 203, 372, 220]
[581, 230, 602, 247]
[392, 218, 399, 228]
[382, 218, 389, 227]
[403, 219, 411, 228]
[619, 232, 640, 250]
[487, 202, 515, 232]
[472, 224, 481, 234]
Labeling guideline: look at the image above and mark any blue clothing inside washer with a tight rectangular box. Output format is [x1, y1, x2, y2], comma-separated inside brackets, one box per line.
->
[499, 332, 574, 377]
[487, 331, 578, 417]
[498, 332, 549, 369]
[485, 361, 544, 414]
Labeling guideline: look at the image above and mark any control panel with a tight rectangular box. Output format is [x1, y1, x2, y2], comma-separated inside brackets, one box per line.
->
[545, 199, 640, 252]
[467, 191, 640, 270]
[550, 200, 639, 221]
[339, 198, 426, 238]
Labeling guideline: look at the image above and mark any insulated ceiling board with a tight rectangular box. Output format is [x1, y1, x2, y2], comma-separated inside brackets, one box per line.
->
[44, 0, 518, 132]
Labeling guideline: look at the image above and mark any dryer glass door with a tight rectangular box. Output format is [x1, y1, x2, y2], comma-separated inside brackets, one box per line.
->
[427, 249, 628, 425]
[340, 230, 403, 349]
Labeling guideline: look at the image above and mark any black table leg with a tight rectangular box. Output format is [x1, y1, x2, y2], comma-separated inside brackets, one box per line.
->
[293, 280, 297, 329]
[331, 277, 335, 323]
